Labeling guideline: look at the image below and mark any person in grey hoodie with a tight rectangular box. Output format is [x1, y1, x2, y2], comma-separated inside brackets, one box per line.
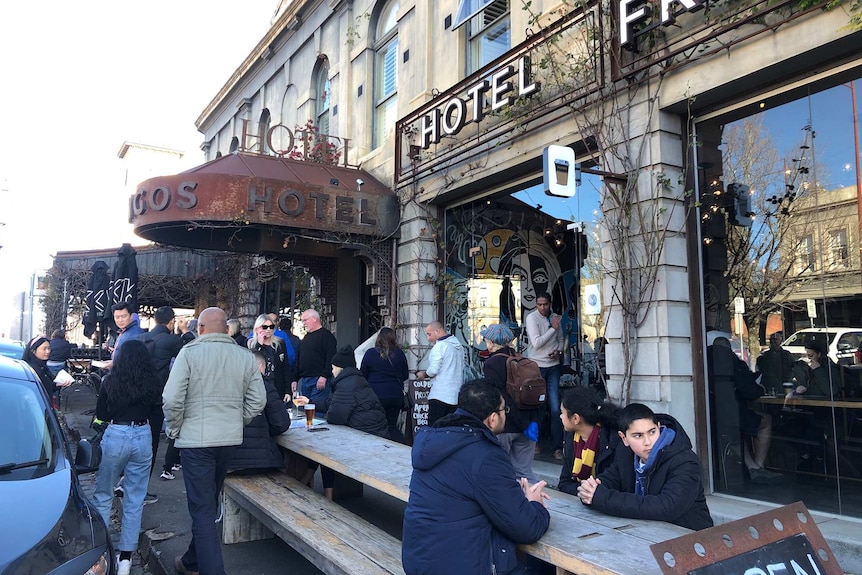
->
[416, 321, 465, 425]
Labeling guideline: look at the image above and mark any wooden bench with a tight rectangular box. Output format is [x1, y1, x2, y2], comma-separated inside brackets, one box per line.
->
[223, 473, 403, 575]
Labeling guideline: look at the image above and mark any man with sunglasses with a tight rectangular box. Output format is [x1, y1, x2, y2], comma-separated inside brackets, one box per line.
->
[292, 308, 338, 410]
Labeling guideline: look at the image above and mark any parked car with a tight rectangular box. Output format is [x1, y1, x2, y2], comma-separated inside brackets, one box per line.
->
[0, 355, 113, 575]
[782, 327, 862, 366]
[0, 339, 24, 360]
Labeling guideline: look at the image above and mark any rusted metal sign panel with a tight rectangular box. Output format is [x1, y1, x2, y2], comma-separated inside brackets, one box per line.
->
[650, 502, 841, 575]
[129, 154, 399, 251]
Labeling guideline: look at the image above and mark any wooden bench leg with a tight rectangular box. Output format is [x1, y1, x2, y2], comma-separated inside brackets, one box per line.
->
[222, 490, 274, 544]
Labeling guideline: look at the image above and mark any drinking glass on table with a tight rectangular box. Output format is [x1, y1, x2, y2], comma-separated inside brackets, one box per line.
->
[294, 394, 309, 419]
[304, 404, 316, 429]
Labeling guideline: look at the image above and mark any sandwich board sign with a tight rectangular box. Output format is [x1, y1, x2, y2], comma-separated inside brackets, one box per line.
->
[650, 502, 841, 575]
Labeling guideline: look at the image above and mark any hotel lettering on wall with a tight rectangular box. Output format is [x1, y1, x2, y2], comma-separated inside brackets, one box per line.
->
[418, 55, 540, 150]
[238, 119, 354, 167]
[129, 176, 382, 234]
[619, 0, 706, 49]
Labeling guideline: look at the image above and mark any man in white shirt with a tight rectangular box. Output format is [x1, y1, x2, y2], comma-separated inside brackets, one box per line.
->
[525, 292, 564, 460]
[416, 321, 465, 425]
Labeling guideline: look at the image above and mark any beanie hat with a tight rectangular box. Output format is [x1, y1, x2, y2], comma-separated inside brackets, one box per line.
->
[481, 323, 514, 345]
[331, 345, 356, 368]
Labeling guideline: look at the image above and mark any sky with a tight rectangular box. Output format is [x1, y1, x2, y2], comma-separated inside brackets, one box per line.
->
[0, 1, 278, 336]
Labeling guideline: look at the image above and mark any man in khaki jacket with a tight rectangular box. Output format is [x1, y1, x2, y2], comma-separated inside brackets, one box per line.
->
[163, 307, 266, 575]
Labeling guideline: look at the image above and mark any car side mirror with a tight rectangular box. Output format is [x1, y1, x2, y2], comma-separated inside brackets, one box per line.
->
[74, 437, 101, 474]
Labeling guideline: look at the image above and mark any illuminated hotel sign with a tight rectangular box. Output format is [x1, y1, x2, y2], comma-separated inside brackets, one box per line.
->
[619, 0, 705, 47]
[418, 55, 540, 149]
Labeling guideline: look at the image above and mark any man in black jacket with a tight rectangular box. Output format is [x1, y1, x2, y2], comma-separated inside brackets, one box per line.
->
[577, 403, 714, 531]
[139, 306, 183, 481]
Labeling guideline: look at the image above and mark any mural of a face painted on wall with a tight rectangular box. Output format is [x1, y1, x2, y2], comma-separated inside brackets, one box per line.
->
[444, 202, 575, 370]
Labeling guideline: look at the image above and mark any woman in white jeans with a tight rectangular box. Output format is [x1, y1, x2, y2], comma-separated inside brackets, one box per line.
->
[92, 339, 162, 575]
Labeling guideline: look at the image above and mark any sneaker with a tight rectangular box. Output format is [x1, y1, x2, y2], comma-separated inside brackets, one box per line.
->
[143, 492, 159, 505]
[160, 470, 176, 480]
[171, 464, 182, 471]
[117, 558, 132, 575]
[114, 484, 124, 498]
[553, 449, 564, 461]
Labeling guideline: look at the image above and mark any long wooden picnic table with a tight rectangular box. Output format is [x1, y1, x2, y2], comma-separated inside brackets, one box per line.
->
[277, 424, 691, 575]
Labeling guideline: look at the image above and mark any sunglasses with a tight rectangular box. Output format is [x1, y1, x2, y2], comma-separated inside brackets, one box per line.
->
[261, 324, 275, 330]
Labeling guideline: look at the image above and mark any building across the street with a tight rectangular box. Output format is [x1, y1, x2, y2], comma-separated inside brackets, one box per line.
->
[130, 0, 862, 519]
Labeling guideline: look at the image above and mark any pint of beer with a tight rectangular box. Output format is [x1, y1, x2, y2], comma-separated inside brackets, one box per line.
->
[305, 404, 316, 428]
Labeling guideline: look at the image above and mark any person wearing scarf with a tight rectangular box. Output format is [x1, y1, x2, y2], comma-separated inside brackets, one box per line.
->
[577, 403, 713, 531]
[557, 386, 622, 495]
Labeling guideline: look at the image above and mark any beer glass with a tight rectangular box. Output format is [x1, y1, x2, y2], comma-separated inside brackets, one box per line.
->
[305, 404, 316, 428]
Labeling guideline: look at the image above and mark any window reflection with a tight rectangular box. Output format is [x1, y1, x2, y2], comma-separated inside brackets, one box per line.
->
[699, 74, 862, 518]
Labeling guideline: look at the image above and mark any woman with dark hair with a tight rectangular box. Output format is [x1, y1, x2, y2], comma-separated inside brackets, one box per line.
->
[797, 338, 844, 398]
[23, 335, 76, 439]
[91, 339, 162, 575]
[22, 336, 56, 396]
[360, 327, 408, 443]
[557, 386, 622, 496]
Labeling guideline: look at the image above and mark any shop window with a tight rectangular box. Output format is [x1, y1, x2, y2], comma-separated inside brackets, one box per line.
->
[464, 0, 510, 73]
[696, 74, 862, 518]
[373, 0, 399, 149]
[828, 228, 848, 269]
[314, 57, 331, 136]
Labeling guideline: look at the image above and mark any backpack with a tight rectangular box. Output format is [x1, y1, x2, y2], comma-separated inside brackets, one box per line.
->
[505, 354, 547, 409]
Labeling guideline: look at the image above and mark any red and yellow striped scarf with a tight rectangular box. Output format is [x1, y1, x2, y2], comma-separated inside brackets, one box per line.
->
[571, 423, 602, 482]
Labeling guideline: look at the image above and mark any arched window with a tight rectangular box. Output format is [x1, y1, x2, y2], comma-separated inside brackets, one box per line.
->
[229, 136, 239, 154]
[314, 57, 331, 135]
[259, 109, 271, 153]
[373, 0, 399, 148]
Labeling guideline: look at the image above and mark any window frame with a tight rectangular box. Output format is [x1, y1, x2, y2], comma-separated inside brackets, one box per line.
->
[465, 0, 510, 74]
[373, 0, 399, 149]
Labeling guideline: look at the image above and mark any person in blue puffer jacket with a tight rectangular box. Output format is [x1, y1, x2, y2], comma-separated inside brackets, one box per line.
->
[403, 380, 551, 575]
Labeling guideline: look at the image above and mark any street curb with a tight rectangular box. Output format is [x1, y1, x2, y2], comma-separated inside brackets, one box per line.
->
[140, 530, 170, 575]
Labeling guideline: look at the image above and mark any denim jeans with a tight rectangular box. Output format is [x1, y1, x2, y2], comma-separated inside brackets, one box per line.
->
[299, 376, 329, 412]
[92, 423, 153, 552]
[180, 446, 237, 575]
[541, 364, 563, 451]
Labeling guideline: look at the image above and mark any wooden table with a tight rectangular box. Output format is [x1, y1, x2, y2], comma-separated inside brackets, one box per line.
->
[752, 396, 862, 409]
[277, 425, 691, 575]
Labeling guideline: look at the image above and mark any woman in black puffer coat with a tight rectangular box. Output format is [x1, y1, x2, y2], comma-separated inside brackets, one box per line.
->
[228, 351, 291, 474]
[325, 345, 390, 439]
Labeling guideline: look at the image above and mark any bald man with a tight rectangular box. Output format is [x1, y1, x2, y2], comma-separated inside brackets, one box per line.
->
[416, 321, 465, 425]
[163, 307, 266, 575]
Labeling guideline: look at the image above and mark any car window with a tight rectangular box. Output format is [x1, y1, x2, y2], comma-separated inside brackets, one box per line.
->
[783, 331, 835, 347]
[0, 381, 55, 478]
[837, 333, 861, 350]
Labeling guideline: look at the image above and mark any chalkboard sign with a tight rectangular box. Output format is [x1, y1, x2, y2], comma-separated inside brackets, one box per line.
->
[690, 534, 824, 575]
[409, 379, 432, 432]
[650, 502, 842, 575]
